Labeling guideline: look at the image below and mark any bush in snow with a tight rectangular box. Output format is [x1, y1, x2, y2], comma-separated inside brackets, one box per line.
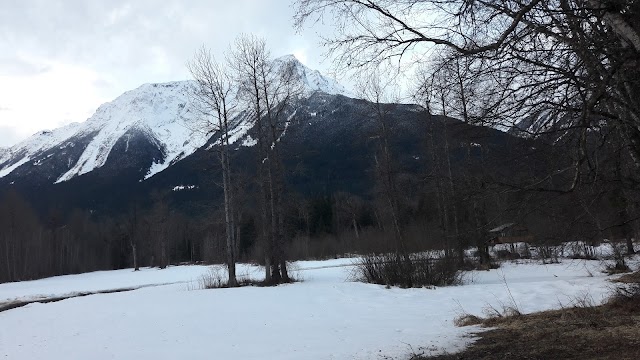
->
[198, 266, 227, 289]
[536, 244, 562, 264]
[353, 253, 462, 288]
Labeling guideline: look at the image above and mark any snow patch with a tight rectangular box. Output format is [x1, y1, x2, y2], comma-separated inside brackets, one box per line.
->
[144, 161, 165, 180]
[0, 156, 30, 178]
[241, 135, 257, 147]
[273, 54, 353, 97]
[272, 109, 297, 149]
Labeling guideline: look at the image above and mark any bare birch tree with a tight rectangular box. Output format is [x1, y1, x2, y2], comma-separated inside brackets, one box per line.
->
[229, 34, 302, 284]
[188, 46, 239, 286]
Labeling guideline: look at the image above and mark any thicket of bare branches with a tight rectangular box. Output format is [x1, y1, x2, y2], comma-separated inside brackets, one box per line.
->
[295, 0, 640, 254]
[187, 35, 304, 285]
[295, 0, 640, 168]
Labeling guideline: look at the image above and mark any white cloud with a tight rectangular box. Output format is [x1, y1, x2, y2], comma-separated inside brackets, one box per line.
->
[0, 0, 335, 147]
[0, 60, 109, 143]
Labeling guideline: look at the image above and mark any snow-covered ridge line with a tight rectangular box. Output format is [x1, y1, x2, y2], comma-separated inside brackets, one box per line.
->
[0, 122, 82, 166]
[0, 157, 30, 178]
[273, 54, 353, 97]
[1, 55, 352, 183]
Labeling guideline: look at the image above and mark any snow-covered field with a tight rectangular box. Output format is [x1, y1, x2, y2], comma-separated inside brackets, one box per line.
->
[0, 258, 624, 359]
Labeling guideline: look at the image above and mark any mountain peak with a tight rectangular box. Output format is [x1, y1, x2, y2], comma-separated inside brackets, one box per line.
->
[273, 54, 352, 97]
[274, 54, 300, 63]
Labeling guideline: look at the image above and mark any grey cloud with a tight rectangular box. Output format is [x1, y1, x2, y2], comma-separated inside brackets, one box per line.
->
[0, 125, 25, 148]
[0, 0, 338, 146]
[0, 57, 50, 77]
[92, 78, 114, 90]
[0, 0, 330, 84]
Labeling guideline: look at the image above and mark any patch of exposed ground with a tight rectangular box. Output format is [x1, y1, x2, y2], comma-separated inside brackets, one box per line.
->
[421, 271, 640, 360]
[613, 270, 640, 284]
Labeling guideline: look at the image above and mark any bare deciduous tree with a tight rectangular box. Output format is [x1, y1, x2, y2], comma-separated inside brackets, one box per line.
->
[294, 0, 640, 173]
[229, 34, 303, 284]
[188, 46, 239, 287]
[295, 0, 640, 253]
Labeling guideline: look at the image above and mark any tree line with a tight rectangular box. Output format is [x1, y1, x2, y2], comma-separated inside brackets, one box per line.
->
[1, 106, 636, 285]
[293, 0, 640, 280]
[3, 4, 640, 285]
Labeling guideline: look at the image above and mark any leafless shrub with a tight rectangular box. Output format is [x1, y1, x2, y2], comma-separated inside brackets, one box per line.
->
[495, 250, 520, 260]
[567, 242, 598, 260]
[605, 243, 631, 274]
[611, 283, 640, 302]
[198, 265, 228, 289]
[284, 262, 304, 283]
[605, 261, 631, 275]
[610, 271, 640, 310]
[565, 292, 596, 309]
[461, 257, 500, 271]
[353, 253, 462, 288]
[537, 244, 561, 264]
[482, 302, 522, 324]
[454, 313, 484, 327]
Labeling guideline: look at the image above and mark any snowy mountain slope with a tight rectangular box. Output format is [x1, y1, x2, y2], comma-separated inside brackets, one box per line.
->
[0, 55, 352, 184]
[55, 81, 206, 183]
[0, 88, 539, 216]
[0, 122, 82, 172]
[273, 54, 352, 97]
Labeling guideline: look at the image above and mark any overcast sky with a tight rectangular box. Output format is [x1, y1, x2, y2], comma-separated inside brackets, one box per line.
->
[0, 0, 340, 148]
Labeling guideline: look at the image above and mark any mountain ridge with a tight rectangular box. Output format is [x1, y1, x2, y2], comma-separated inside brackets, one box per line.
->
[0, 55, 352, 184]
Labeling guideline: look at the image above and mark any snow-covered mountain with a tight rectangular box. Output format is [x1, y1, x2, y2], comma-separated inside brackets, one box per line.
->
[273, 55, 351, 97]
[0, 55, 352, 184]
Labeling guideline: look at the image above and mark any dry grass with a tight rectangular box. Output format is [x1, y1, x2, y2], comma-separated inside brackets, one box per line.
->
[613, 270, 640, 284]
[424, 303, 640, 359]
[421, 274, 640, 360]
[604, 262, 632, 275]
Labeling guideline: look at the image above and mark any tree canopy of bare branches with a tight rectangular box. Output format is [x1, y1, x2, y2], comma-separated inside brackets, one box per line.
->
[187, 46, 239, 286]
[228, 34, 303, 284]
[295, 0, 640, 187]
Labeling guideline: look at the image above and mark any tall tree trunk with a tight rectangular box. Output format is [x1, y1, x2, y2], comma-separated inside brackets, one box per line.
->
[160, 234, 167, 269]
[441, 115, 462, 264]
[221, 145, 237, 287]
[352, 217, 360, 239]
[131, 243, 139, 271]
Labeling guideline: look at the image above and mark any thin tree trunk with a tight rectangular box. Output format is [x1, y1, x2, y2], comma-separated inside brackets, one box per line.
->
[442, 116, 462, 263]
[352, 217, 360, 239]
[131, 243, 139, 271]
[221, 144, 237, 287]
